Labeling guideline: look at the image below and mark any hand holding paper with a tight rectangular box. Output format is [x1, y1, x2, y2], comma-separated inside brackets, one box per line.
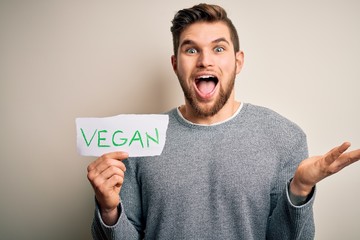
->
[81, 114, 169, 225]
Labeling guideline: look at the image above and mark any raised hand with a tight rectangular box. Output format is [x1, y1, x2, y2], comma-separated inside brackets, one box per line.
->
[290, 142, 360, 197]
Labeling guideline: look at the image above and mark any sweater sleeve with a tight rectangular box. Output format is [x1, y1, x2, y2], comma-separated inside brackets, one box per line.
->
[91, 203, 141, 240]
[266, 132, 315, 240]
[91, 158, 144, 240]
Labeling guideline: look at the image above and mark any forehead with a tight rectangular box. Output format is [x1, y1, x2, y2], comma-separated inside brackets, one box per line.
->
[179, 21, 232, 46]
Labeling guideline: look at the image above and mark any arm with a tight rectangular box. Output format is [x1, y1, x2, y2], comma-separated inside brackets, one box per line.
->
[87, 152, 143, 240]
[268, 141, 360, 240]
[267, 133, 315, 240]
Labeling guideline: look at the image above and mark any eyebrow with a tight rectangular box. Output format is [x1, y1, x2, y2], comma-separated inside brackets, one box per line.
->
[180, 37, 230, 48]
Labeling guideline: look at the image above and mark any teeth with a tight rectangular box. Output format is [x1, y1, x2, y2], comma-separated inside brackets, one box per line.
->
[197, 75, 215, 79]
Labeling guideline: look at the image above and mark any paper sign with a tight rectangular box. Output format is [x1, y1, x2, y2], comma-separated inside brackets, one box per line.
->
[76, 114, 169, 157]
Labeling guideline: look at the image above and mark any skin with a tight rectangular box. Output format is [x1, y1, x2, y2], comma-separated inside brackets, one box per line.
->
[87, 21, 360, 226]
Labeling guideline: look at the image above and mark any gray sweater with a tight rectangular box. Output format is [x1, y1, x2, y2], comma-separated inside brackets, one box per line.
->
[92, 103, 315, 239]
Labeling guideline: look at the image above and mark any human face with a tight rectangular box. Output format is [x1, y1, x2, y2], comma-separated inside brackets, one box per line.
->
[171, 21, 244, 121]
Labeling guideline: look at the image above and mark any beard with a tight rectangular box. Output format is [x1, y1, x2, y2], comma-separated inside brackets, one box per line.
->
[178, 67, 236, 118]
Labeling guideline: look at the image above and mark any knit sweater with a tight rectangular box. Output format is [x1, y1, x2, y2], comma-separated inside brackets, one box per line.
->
[92, 103, 315, 240]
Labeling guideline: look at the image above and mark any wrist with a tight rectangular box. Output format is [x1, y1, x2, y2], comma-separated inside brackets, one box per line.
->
[290, 177, 314, 197]
[100, 207, 119, 226]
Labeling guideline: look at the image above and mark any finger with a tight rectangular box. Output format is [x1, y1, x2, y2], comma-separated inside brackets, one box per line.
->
[92, 158, 127, 174]
[89, 166, 125, 191]
[94, 174, 124, 199]
[340, 148, 360, 167]
[324, 142, 351, 165]
[107, 174, 125, 188]
[91, 151, 129, 169]
[88, 151, 128, 172]
[88, 160, 126, 182]
[100, 165, 125, 182]
[102, 174, 125, 190]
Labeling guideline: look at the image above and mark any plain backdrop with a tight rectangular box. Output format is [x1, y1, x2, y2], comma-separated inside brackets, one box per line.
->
[1, 1, 359, 239]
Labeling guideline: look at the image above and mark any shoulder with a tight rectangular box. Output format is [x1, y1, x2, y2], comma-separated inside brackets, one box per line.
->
[241, 103, 307, 150]
[243, 103, 304, 134]
[242, 103, 290, 121]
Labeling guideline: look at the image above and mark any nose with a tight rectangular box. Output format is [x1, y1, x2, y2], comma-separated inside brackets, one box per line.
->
[197, 50, 214, 68]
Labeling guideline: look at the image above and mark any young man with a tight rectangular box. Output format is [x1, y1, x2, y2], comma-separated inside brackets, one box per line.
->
[87, 4, 360, 239]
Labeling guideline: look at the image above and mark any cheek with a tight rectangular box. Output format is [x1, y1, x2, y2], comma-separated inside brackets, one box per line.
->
[176, 58, 193, 77]
[219, 57, 236, 73]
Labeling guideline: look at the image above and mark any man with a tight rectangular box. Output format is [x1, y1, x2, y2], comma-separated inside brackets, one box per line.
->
[87, 3, 360, 239]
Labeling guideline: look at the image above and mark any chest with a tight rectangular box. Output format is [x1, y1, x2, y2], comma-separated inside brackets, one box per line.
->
[136, 130, 280, 204]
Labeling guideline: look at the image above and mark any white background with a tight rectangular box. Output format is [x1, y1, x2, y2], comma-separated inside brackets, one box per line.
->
[1, 1, 359, 239]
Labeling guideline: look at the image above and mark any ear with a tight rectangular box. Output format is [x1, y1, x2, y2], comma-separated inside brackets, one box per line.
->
[235, 51, 244, 74]
[171, 55, 177, 73]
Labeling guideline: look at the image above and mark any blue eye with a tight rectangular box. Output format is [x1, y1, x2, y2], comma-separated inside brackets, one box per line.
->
[214, 47, 225, 52]
[186, 48, 197, 54]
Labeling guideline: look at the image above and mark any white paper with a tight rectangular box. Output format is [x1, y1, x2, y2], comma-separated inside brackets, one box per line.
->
[76, 114, 169, 157]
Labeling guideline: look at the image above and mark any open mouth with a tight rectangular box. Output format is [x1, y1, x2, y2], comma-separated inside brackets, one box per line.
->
[195, 75, 219, 97]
